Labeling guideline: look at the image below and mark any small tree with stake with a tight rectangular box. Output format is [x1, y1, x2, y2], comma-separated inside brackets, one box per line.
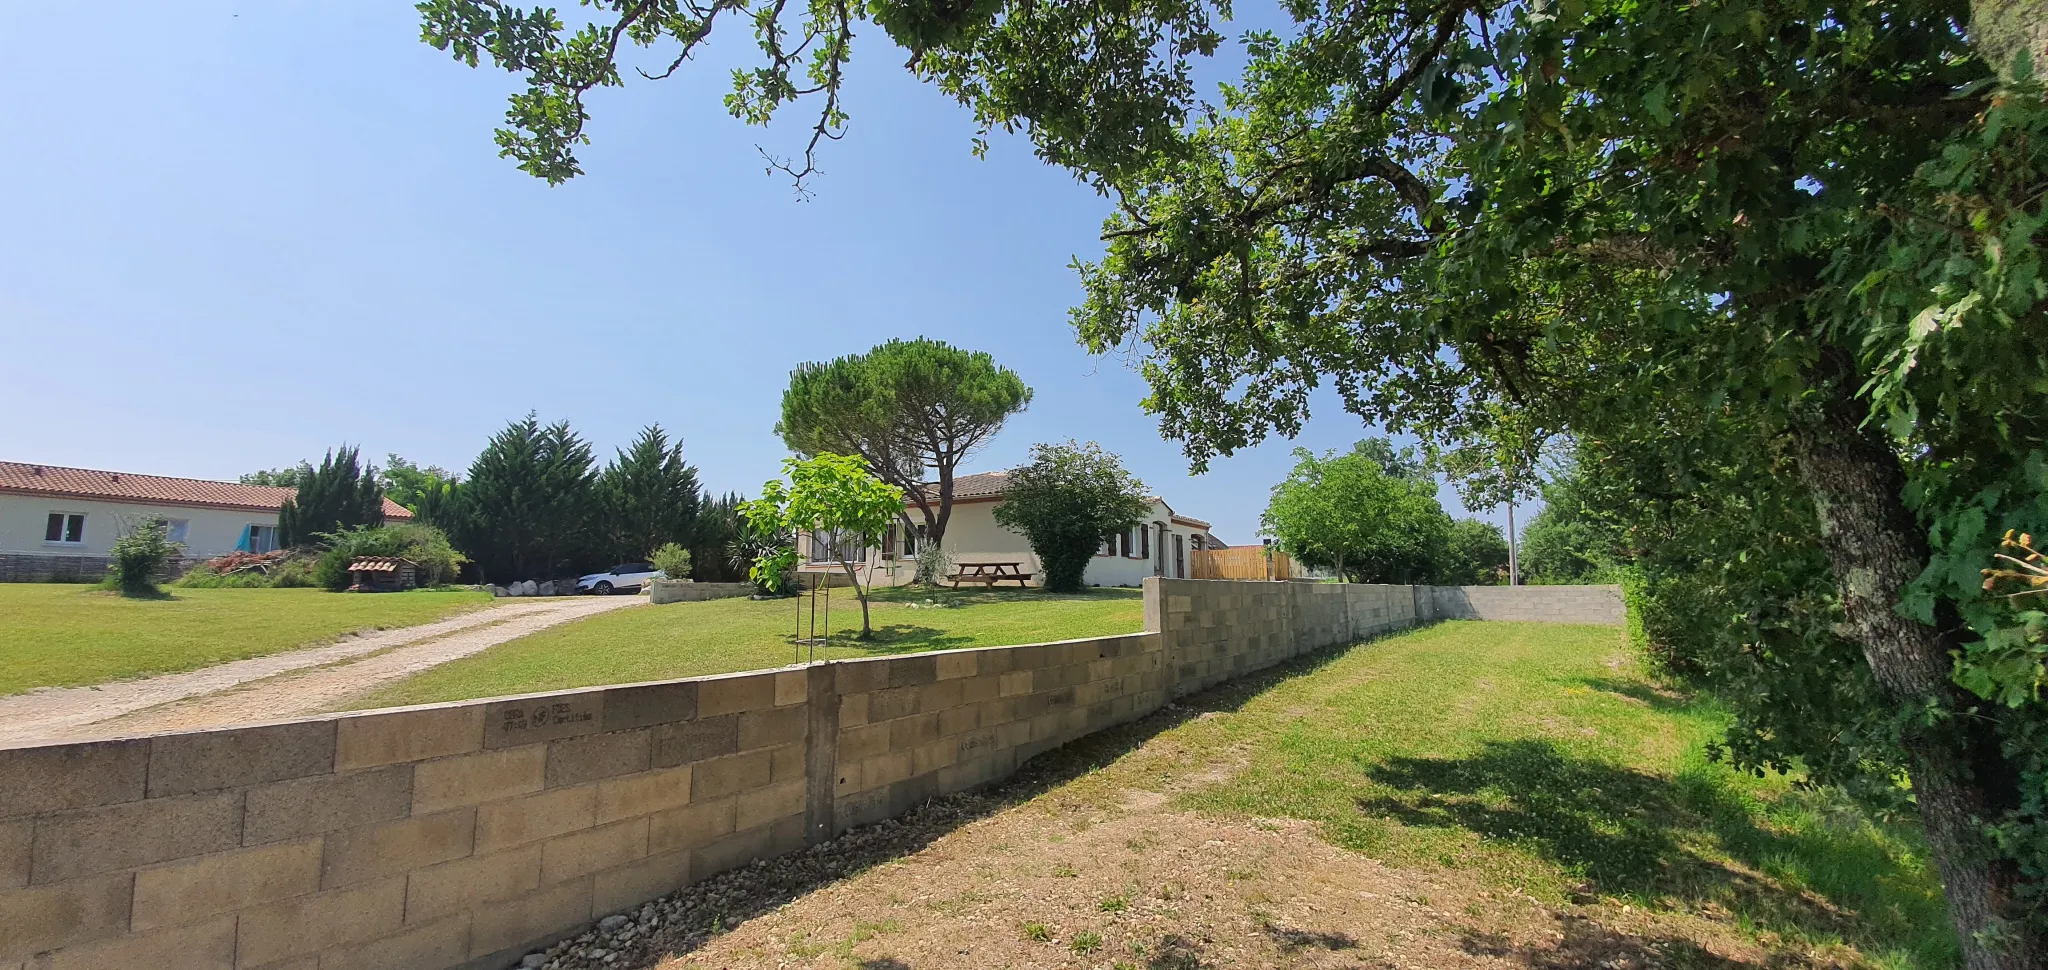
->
[740, 455, 904, 640]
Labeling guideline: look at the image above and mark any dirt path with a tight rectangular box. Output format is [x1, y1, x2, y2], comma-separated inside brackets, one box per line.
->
[0, 596, 640, 746]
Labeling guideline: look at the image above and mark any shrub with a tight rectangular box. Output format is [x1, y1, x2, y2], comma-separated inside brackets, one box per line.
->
[992, 441, 1152, 593]
[105, 518, 180, 596]
[913, 540, 954, 588]
[314, 523, 468, 591]
[649, 542, 692, 580]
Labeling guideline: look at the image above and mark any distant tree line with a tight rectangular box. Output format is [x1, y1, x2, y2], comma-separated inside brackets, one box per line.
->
[246, 417, 752, 585]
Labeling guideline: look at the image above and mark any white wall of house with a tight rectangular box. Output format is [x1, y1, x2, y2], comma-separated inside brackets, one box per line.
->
[840, 497, 1218, 587]
[0, 494, 279, 559]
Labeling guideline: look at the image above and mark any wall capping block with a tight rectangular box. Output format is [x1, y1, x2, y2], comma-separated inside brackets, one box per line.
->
[0, 580, 1619, 969]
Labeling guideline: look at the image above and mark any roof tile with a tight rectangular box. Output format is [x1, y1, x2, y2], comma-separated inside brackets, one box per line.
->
[0, 460, 413, 520]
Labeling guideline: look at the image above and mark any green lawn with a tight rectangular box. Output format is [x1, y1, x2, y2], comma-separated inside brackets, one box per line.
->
[344, 585, 1144, 710]
[0, 585, 493, 696]
[1039, 620, 1956, 969]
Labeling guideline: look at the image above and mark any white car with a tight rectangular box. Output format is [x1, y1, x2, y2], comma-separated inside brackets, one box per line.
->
[577, 562, 665, 595]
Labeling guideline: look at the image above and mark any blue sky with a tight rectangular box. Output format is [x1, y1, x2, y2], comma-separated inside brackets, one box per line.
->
[0, 1, 1526, 544]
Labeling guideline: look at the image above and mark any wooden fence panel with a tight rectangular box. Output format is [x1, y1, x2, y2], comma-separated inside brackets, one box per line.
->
[1191, 547, 1290, 580]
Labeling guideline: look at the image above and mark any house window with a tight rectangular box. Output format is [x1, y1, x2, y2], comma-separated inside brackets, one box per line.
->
[1191, 534, 1204, 552]
[903, 524, 920, 557]
[247, 525, 279, 553]
[165, 519, 190, 544]
[1174, 534, 1186, 578]
[44, 512, 85, 544]
[1139, 526, 1150, 561]
[1099, 535, 1116, 557]
[809, 530, 866, 564]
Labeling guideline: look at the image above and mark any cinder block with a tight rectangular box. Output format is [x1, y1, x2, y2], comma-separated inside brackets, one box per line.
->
[837, 722, 889, 762]
[147, 721, 335, 798]
[649, 716, 737, 767]
[334, 706, 482, 770]
[484, 693, 605, 750]
[838, 693, 869, 728]
[834, 661, 887, 695]
[911, 738, 958, 777]
[863, 751, 913, 790]
[594, 764, 693, 824]
[28, 913, 235, 970]
[958, 674, 998, 705]
[321, 809, 476, 889]
[544, 730, 651, 788]
[689, 750, 771, 801]
[768, 743, 805, 783]
[937, 706, 979, 738]
[30, 791, 241, 884]
[600, 682, 698, 732]
[0, 820, 26, 890]
[0, 740, 147, 820]
[467, 878, 591, 959]
[412, 744, 546, 815]
[888, 713, 939, 750]
[591, 849, 689, 916]
[886, 656, 938, 688]
[244, 765, 412, 845]
[998, 672, 1032, 697]
[132, 838, 321, 930]
[404, 844, 540, 921]
[773, 670, 808, 707]
[0, 872, 132, 960]
[916, 679, 964, 714]
[689, 825, 772, 881]
[834, 788, 888, 832]
[234, 875, 406, 968]
[865, 687, 918, 723]
[737, 706, 807, 752]
[734, 779, 805, 831]
[474, 786, 596, 854]
[538, 819, 648, 884]
[315, 914, 468, 970]
[934, 651, 978, 681]
[646, 798, 735, 854]
[696, 673, 776, 718]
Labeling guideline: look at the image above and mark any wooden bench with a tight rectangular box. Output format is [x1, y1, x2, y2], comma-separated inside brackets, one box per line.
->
[948, 562, 1033, 588]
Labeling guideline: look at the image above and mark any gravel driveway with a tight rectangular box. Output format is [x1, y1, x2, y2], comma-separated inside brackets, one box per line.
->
[0, 595, 641, 747]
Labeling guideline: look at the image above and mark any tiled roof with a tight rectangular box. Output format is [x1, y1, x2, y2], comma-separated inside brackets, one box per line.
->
[0, 460, 414, 520]
[347, 557, 414, 572]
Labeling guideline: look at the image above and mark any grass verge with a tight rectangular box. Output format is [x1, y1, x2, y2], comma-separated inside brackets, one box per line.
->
[343, 585, 1143, 709]
[0, 584, 493, 695]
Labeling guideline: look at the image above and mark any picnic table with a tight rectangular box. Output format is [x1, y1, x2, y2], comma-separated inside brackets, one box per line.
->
[948, 561, 1033, 588]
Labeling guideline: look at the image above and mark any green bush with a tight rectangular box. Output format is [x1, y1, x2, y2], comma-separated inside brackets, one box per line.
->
[649, 542, 691, 580]
[174, 567, 270, 589]
[314, 524, 468, 591]
[105, 518, 181, 596]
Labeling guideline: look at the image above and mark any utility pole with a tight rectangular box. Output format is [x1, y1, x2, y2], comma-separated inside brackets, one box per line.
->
[1506, 498, 1519, 586]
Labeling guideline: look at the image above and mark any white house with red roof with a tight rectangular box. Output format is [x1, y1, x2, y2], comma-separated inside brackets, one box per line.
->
[809, 469, 1227, 588]
[0, 460, 413, 566]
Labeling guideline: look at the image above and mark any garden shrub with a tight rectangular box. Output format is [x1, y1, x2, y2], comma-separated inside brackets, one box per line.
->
[104, 518, 180, 596]
[649, 542, 692, 580]
[314, 523, 468, 591]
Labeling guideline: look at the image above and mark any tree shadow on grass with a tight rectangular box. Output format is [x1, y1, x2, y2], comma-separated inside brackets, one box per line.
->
[1460, 916, 1757, 970]
[1359, 739, 1943, 961]
[1575, 675, 1693, 714]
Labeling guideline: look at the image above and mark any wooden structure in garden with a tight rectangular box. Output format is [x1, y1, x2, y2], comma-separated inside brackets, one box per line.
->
[1192, 546, 1292, 581]
[346, 556, 418, 592]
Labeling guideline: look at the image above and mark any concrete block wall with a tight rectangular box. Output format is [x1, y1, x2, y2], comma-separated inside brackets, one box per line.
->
[0, 579, 1620, 970]
[828, 633, 1165, 834]
[1427, 584, 1625, 625]
[0, 668, 811, 970]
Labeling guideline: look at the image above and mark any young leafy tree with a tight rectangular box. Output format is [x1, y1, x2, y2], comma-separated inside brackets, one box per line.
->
[277, 446, 385, 548]
[739, 454, 904, 638]
[422, 1, 2048, 958]
[991, 441, 1152, 593]
[597, 425, 702, 564]
[379, 455, 460, 513]
[1261, 441, 1454, 584]
[777, 338, 1031, 582]
[1443, 519, 1509, 586]
[457, 415, 598, 582]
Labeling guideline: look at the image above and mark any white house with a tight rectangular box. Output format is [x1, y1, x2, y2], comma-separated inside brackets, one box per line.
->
[810, 470, 1226, 587]
[0, 460, 413, 579]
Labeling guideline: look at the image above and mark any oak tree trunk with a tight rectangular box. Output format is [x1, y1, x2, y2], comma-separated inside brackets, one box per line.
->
[1791, 384, 2039, 969]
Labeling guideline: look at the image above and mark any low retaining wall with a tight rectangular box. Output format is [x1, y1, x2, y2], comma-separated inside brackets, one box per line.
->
[0, 579, 1620, 970]
[1427, 584, 1625, 625]
[0, 554, 194, 584]
[647, 582, 755, 605]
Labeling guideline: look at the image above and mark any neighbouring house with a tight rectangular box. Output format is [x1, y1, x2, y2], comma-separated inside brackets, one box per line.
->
[806, 470, 1227, 588]
[0, 460, 413, 582]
